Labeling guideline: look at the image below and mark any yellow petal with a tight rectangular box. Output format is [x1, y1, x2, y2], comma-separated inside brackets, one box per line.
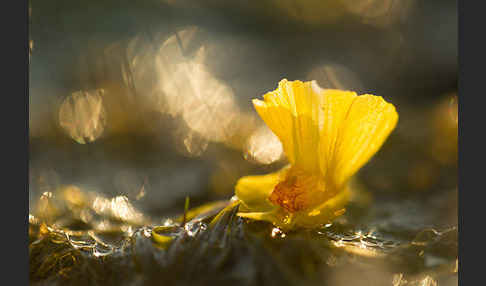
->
[293, 187, 350, 228]
[235, 167, 289, 212]
[313, 87, 398, 188]
[330, 94, 398, 187]
[316, 89, 358, 180]
[237, 210, 279, 223]
[237, 208, 296, 230]
[253, 79, 321, 173]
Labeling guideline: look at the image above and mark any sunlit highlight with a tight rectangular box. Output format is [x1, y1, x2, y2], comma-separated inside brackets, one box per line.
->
[59, 89, 107, 144]
[153, 27, 246, 156]
[245, 125, 284, 164]
[92, 195, 145, 225]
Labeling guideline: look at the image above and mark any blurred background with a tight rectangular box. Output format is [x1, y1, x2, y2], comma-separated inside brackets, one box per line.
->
[29, 0, 457, 223]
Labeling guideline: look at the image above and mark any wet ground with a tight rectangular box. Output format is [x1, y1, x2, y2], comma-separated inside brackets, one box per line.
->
[29, 186, 457, 286]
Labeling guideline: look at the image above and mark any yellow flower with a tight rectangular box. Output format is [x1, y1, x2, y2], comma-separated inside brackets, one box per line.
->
[235, 79, 398, 230]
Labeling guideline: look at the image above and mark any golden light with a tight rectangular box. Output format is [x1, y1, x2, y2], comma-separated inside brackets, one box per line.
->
[92, 195, 145, 225]
[151, 26, 251, 155]
[245, 124, 284, 164]
[59, 89, 107, 144]
[156, 44, 239, 140]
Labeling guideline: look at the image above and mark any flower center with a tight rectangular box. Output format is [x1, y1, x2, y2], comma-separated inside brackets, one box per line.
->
[269, 168, 326, 213]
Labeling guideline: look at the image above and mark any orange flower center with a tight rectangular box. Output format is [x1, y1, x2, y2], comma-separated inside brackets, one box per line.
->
[269, 168, 328, 213]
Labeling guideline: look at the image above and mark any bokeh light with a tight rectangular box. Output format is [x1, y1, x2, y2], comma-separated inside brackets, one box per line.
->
[244, 124, 284, 165]
[58, 89, 107, 144]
